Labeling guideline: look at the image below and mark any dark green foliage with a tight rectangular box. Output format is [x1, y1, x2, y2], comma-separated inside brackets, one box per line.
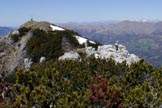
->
[125, 60, 154, 86]
[87, 41, 100, 49]
[62, 30, 81, 47]
[26, 29, 82, 62]
[2, 58, 161, 108]
[26, 29, 63, 62]
[10, 27, 30, 43]
[4, 72, 16, 84]
[10, 34, 19, 43]
[18, 27, 30, 36]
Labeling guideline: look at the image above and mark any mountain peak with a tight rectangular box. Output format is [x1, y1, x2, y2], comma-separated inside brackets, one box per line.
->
[21, 20, 52, 31]
[21, 20, 66, 32]
[0, 20, 97, 73]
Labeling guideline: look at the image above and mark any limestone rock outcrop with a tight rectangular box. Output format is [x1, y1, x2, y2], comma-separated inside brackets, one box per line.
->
[85, 44, 140, 65]
[58, 51, 80, 61]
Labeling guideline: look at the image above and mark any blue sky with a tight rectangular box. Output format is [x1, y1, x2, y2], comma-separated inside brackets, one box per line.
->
[0, 0, 162, 26]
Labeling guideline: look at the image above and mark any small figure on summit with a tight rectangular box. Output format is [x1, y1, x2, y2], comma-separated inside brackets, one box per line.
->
[115, 41, 119, 51]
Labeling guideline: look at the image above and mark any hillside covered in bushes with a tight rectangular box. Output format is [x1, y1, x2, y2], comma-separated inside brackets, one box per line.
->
[0, 20, 162, 108]
[0, 58, 162, 108]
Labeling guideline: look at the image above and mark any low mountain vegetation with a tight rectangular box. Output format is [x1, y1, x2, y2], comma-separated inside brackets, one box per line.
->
[0, 58, 162, 108]
[10, 27, 30, 43]
[26, 29, 63, 62]
[26, 29, 82, 62]
[1, 21, 162, 108]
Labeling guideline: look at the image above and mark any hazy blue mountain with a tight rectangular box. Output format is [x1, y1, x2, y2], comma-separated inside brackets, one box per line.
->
[0, 27, 13, 36]
[60, 21, 162, 67]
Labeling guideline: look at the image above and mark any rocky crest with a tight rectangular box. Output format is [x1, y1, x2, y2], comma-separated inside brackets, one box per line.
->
[0, 20, 92, 74]
[61, 43, 140, 65]
[21, 20, 52, 31]
[0, 20, 140, 75]
[0, 31, 32, 74]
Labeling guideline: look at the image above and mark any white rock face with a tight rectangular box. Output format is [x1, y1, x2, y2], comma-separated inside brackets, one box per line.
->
[0, 31, 33, 73]
[85, 44, 140, 65]
[24, 58, 33, 70]
[40, 57, 46, 63]
[85, 47, 96, 57]
[50, 25, 65, 31]
[126, 54, 140, 65]
[11, 30, 19, 35]
[59, 51, 80, 61]
[59, 44, 140, 65]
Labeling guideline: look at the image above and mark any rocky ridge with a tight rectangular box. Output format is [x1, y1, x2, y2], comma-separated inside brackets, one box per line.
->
[0, 20, 95, 74]
[61, 43, 140, 65]
[0, 20, 140, 75]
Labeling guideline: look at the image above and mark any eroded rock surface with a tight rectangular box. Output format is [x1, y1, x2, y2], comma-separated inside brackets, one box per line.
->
[59, 51, 80, 61]
[85, 44, 140, 65]
[0, 32, 32, 74]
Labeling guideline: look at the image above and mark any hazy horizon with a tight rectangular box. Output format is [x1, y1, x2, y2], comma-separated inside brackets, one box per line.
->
[1, 0, 162, 26]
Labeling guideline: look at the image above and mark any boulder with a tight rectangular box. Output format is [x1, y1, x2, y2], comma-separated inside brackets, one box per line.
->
[96, 44, 140, 64]
[24, 58, 33, 70]
[59, 51, 80, 61]
[126, 54, 140, 65]
[11, 30, 19, 35]
[85, 47, 96, 57]
[40, 57, 46, 63]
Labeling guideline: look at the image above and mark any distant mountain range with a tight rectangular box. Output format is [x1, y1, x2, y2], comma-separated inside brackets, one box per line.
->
[0, 27, 13, 36]
[60, 21, 162, 67]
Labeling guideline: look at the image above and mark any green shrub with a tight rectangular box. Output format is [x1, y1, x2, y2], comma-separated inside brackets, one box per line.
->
[2, 58, 162, 108]
[124, 82, 162, 108]
[5, 72, 16, 83]
[10, 27, 30, 43]
[10, 34, 20, 42]
[62, 30, 81, 47]
[18, 27, 30, 36]
[2, 58, 162, 107]
[26, 29, 63, 62]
